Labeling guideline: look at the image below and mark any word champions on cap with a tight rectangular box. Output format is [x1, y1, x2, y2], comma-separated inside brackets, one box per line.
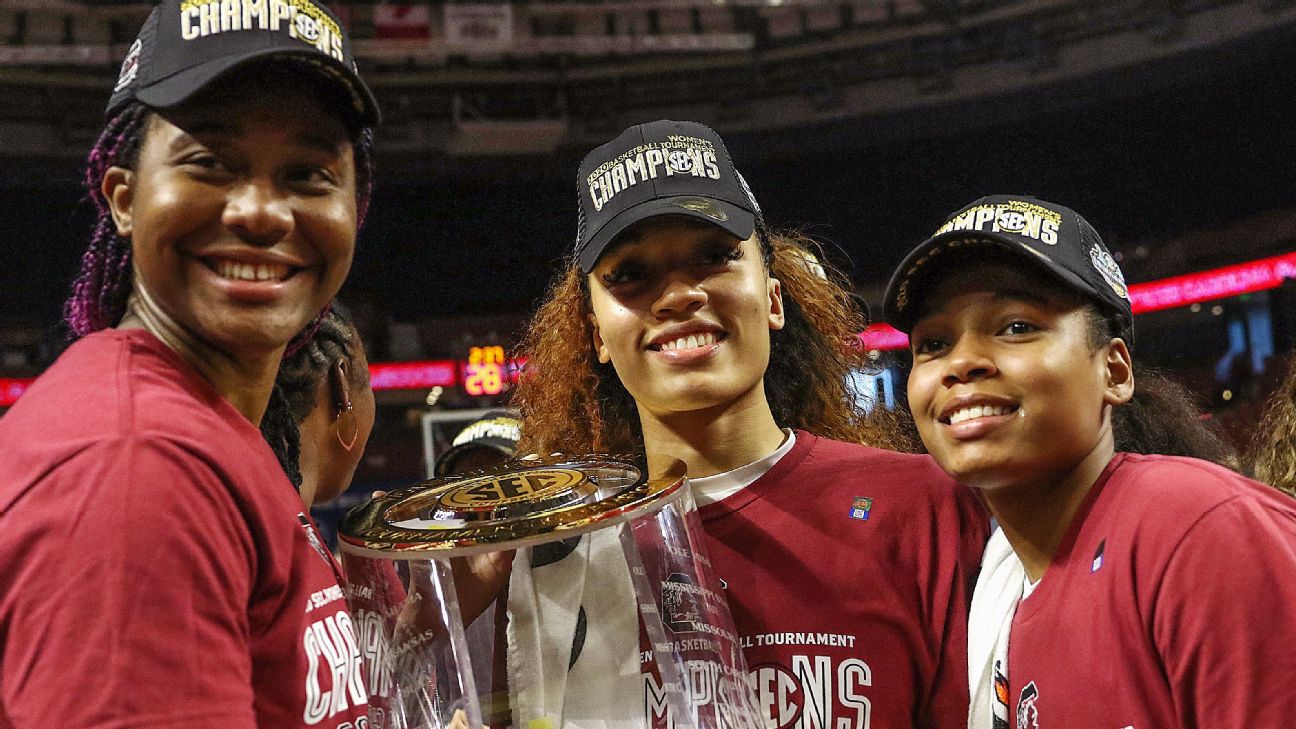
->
[179, 0, 344, 61]
[587, 134, 723, 213]
[933, 199, 1063, 246]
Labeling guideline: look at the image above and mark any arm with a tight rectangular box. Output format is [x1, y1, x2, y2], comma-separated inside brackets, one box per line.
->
[1, 438, 259, 728]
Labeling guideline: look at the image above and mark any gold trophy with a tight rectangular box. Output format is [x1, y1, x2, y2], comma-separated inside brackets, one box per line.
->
[340, 456, 764, 729]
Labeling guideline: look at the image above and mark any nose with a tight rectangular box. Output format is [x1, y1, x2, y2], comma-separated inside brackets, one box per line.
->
[941, 334, 997, 387]
[651, 273, 707, 318]
[222, 179, 294, 247]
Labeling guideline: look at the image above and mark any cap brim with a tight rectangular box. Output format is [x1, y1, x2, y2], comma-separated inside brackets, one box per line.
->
[137, 49, 380, 128]
[434, 440, 518, 477]
[883, 229, 1104, 333]
[577, 197, 756, 273]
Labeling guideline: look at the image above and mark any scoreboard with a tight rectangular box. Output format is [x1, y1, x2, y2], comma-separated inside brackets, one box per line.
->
[365, 345, 523, 396]
[462, 345, 509, 396]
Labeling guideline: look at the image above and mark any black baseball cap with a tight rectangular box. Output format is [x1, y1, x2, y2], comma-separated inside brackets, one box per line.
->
[575, 120, 760, 273]
[107, 1, 380, 128]
[434, 411, 523, 477]
[883, 195, 1134, 344]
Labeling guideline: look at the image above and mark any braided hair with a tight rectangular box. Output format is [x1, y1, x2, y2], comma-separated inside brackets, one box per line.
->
[63, 102, 376, 347]
[260, 305, 368, 490]
[64, 102, 152, 337]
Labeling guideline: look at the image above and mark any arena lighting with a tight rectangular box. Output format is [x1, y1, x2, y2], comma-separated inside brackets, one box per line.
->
[2, 253, 1294, 408]
[368, 359, 459, 391]
[859, 324, 911, 351]
[858, 250, 1296, 351]
[1126, 251, 1296, 315]
[0, 379, 28, 409]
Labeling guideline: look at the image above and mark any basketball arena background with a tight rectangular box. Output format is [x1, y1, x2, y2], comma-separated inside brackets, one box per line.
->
[3, 0, 1294, 540]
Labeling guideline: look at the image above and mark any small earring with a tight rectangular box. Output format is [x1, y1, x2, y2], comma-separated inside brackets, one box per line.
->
[335, 403, 358, 452]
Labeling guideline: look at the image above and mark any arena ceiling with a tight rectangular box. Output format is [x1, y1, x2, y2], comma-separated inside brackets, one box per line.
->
[2, 0, 1296, 328]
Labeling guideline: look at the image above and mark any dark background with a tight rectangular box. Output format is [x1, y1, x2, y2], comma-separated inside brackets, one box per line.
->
[4, 22, 1295, 332]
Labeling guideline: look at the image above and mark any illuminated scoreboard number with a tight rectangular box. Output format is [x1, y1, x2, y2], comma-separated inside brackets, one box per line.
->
[463, 345, 506, 396]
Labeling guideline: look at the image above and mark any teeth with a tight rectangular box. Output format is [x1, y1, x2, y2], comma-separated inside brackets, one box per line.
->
[948, 404, 1013, 425]
[659, 332, 717, 351]
[214, 260, 289, 282]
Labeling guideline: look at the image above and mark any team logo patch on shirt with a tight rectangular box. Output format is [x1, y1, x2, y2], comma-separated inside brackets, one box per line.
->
[992, 659, 1010, 729]
[848, 496, 873, 521]
[1017, 681, 1040, 729]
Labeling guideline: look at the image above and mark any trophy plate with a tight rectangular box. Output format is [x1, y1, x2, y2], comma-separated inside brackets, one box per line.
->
[338, 455, 686, 558]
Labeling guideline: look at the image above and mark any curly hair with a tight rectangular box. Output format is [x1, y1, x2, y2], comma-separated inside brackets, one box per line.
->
[1246, 358, 1296, 495]
[512, 229, 915, 458]
[63, 97, 376, 349]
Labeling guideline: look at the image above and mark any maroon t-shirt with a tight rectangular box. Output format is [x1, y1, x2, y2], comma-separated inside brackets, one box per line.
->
[0, 329, 368, 728]
[1007, 452, 1296, 729]
[671, 432, 989, 729]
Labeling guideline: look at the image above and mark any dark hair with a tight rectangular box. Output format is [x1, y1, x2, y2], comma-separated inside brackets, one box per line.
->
[1082, 309, 1239, 468]
[260, 305, 368, 489]
[63, 100, 376, 343]
[64, 102, 152, 336]
[512, 228, 915, 457]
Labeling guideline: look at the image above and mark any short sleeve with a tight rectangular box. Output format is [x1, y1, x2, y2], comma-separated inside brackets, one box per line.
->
[1152, 496, 1296, 728]
[2, 437, 259, 728]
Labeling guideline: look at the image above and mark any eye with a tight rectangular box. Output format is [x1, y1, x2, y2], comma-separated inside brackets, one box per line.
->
[287, 164, 339, 192]
[911, 335, 949, 357]
[698, 241, 743, 266]
[600, 262, 645, 286]
[181, 152, 226, 172]
[1000, 320, 1038, 336]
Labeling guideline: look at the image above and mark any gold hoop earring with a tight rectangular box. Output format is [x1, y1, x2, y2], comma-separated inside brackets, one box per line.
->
[335, 404, 358, 452]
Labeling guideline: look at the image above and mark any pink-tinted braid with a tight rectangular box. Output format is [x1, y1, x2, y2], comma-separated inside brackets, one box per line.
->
[64, 102, 151, 338]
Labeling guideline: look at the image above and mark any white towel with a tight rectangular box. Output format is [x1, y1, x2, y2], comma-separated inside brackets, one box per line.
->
[507, 528, 641, 729]
[967, 528, 1023, 729]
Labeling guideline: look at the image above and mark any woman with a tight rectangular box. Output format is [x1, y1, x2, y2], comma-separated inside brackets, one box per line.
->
[513, 120, 988, 729]
[0, 3, 380, 726]
[885, 195, 1296, 729]
[263, 304, 376, 509]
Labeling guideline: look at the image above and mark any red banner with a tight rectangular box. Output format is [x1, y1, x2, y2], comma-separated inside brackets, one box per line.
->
[374, 3, 432, 40]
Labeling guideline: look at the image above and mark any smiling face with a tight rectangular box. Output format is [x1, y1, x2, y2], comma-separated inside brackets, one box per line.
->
[905, 259, 1132, 494]
[587, 217, 784, 420]
[105, 71, 357, 360]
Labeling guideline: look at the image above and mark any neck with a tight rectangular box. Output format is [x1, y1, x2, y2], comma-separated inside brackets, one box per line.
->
[296, 405, 330, 509]
[637, 385, 786, 480]
[297, 458, 320, 509]
[982, 430, 1117, 583]
[118, 288, 283, 425]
